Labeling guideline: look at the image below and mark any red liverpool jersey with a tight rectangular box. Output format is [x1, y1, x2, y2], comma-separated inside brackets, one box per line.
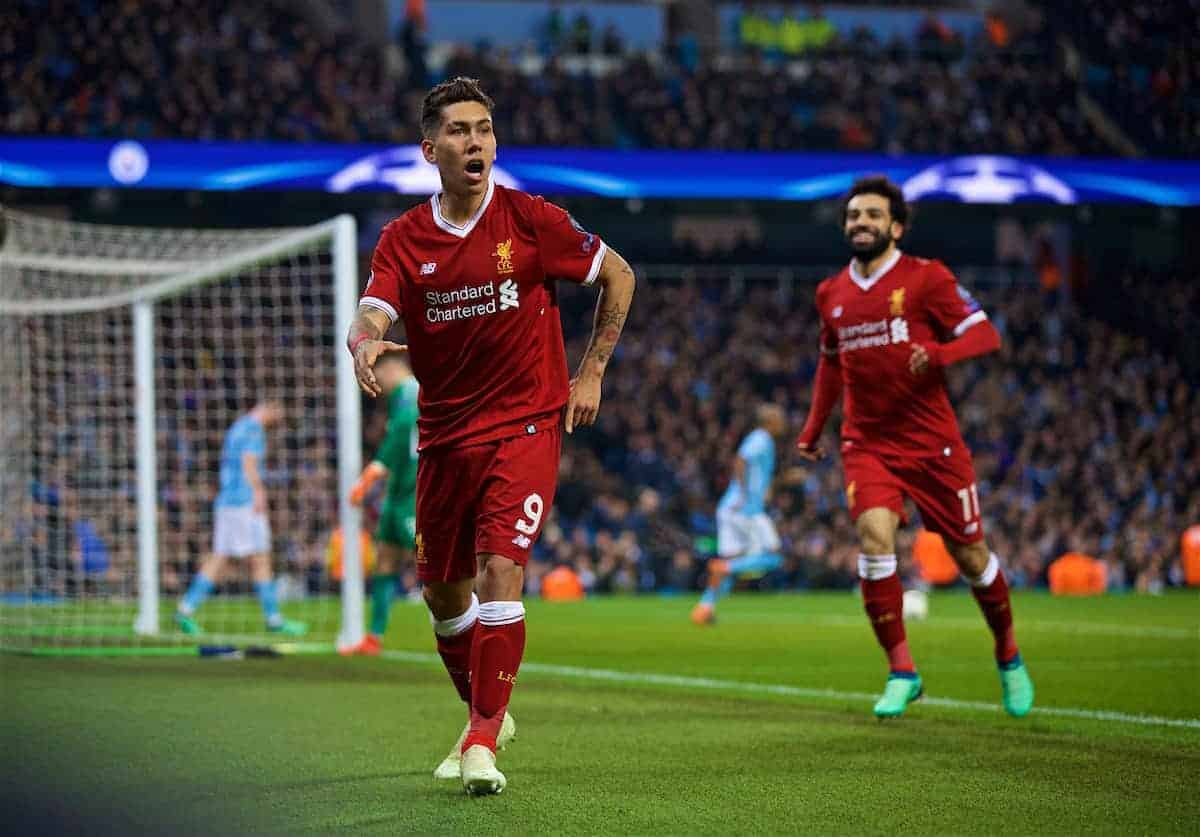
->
[361, 180, 607, 450]
[815, 250, 989, 456]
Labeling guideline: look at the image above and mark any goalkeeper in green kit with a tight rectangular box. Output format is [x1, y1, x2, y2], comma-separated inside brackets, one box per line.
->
[342, 353, 419, 656]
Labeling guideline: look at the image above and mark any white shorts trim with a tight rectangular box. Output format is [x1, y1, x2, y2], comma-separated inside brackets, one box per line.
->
[213, 506, 271, 557]
[716, 509, 781, 558]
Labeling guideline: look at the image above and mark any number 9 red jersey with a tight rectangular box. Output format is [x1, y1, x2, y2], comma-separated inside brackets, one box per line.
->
[361, 180, 606, 451]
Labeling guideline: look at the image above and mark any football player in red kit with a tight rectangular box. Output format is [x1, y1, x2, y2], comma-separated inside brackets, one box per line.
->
[348, 78, 636, 793]
[796, 175, 1034, 719]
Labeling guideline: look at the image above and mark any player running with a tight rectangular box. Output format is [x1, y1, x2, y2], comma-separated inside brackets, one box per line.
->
[342, 353, 419, 656]
[348, 77, 635, 794]
[691, 404, 787, 626]
[796, 175, 1034, 719]
[176, 401, 307, 637]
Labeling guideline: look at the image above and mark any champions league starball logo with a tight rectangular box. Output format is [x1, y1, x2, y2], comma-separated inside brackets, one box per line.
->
[325, 146, 522, 194]
[107, 141, 150, 185]
[902, 155, 1076, 205]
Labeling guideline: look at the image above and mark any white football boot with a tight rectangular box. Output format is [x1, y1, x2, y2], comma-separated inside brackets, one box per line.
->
[432, 712, 515, 780]
[461, 745, 507, 796]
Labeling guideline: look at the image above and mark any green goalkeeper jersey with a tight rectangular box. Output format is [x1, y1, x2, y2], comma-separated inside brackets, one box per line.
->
[375, 378, 419, 499]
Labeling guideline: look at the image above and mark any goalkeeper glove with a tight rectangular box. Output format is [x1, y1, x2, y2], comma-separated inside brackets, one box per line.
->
[349, 462, 389, 506]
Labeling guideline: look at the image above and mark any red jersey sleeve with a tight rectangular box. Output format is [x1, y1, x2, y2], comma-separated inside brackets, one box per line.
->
[360, 222, 403, 323]
[816, 282, 840, 359]
[923, 260, 988, 340]
[531, 197, 607, 286]
[797, 281, 842, 447]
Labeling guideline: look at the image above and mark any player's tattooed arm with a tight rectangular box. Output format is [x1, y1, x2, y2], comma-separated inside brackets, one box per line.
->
[566, 248, 635, 433]
[579, 249, 635, 374]
[348, 305, 407, 397]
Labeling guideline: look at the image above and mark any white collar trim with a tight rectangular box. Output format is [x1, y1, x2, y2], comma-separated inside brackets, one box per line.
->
[430, 177, 495, 239]
[848, 249, 902, 291]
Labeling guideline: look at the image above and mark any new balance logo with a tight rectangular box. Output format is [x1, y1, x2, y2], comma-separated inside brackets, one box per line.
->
[499, 279, 519, 310]
[511, 534, 532, 549]
[420, 262, 437, 275]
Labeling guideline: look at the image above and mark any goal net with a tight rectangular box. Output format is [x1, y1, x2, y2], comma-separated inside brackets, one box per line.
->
[0, 207, 365, 654]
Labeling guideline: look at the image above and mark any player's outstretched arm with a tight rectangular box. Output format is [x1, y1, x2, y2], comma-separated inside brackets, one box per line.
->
[566, 247, 636, 434]
[909, 319, 1001, 376]
[796, 352, 842, 461]
[347, 305, 407, 397]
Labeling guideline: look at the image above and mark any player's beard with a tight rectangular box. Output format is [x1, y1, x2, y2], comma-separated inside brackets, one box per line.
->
[846, 227, 892, 262]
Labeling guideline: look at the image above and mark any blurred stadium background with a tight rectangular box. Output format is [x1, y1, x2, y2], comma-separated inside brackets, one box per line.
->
[1, 0, 1198, 833]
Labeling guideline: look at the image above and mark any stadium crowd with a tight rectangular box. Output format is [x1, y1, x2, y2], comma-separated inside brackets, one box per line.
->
[440, 21, 1102, 156]
[2, 0, 397, 144]
[10, 264, 1196, 599]
[5, 0, 1191, 156]
[1047, 0, 1200, 157]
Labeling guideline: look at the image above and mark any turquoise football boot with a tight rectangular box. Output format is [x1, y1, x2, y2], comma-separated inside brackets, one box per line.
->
[267, 618, 308, 637]
[999, 655, 1035, 717]
[175, 611, 202, 635]
[873, 672, 924, 718]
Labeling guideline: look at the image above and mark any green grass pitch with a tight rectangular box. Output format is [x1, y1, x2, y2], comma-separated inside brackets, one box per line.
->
[2, 591, 1197, 835]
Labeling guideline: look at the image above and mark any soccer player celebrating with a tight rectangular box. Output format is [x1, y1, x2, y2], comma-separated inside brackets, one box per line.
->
[796, 176, 1034, 719]
[176, 401, 307, 637]
[348, 77, 635, 794]
[343, 353, 419, 656]
[691, 404, 787, 626]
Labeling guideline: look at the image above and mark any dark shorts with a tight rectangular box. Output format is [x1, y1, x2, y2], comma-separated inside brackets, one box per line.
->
[841, 443, 985, 545]
[415, 426, 561, 583]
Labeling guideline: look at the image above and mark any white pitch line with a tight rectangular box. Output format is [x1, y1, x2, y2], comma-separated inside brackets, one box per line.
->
[381, 650, 1200, 731]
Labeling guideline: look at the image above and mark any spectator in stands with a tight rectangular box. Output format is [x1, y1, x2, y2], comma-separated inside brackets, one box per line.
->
[569, 12, 593, 55]
[398, 0, 430, 89]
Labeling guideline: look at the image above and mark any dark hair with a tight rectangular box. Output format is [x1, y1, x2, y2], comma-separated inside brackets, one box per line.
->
[420, 77, 495, 138]
[842, 175, 911, 228]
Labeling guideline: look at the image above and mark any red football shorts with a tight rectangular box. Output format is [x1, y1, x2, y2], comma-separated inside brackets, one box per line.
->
[415, 426, 561, 583]
[841, 442, 985, 545]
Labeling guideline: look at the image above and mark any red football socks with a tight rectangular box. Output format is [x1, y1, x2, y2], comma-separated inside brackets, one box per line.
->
[861, 573, 916, 673]
[436, 625, 476, 704]
[431, 594, 479, 705]
[463, 601, 526, 753]
[971, 566, 1019, 664]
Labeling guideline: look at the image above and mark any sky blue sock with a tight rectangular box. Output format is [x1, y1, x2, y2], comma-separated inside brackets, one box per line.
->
[179, 573, 215, 615]
[731, 552, 784, 576]
[255, 580, 281, 626]
[702, 553, 784, 606]
[700, 567, 736, 606]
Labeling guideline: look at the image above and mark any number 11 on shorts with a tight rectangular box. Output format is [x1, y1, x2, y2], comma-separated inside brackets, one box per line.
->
[956, 483, 980, 522]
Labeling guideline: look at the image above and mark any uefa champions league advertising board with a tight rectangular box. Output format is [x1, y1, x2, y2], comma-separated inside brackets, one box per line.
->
[2, 138, 1199, 205]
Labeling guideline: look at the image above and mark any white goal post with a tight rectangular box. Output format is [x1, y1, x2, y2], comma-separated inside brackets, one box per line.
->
[0, 207, 364, 653]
